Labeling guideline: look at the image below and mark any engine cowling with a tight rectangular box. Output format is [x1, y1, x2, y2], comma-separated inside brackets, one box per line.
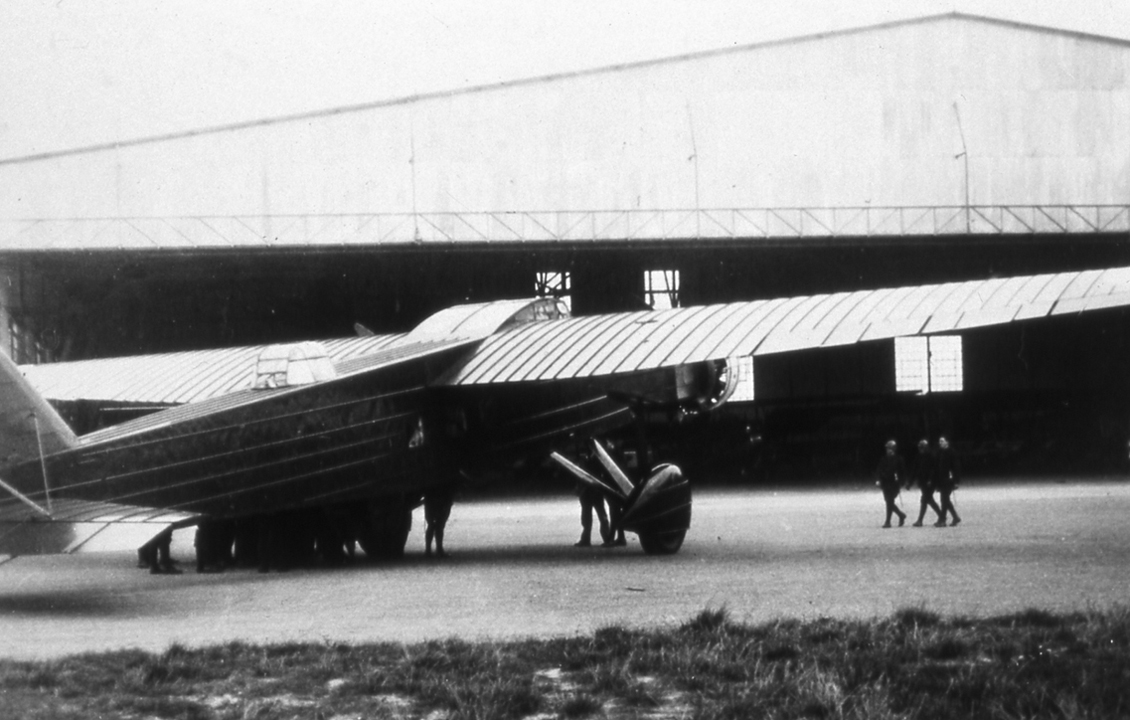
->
[675, 356, 747, 411]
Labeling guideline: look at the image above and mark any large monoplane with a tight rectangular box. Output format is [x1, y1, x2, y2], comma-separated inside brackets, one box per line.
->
[3, 265, 1130, 564]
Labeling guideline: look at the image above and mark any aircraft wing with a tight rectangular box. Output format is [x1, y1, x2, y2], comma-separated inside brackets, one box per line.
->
[19, 334, 407, 407]
[442, 266, 1130, 385]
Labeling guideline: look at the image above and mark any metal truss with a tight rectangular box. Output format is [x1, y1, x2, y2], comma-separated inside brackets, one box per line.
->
[1, 205, 1128, 250]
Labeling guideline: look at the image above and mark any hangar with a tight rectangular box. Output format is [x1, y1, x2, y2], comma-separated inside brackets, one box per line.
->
[1, 12, 1128, 476]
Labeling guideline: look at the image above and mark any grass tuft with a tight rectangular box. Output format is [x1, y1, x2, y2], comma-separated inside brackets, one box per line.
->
[680, 606, 730, 634]
[893, 605, 941, 629]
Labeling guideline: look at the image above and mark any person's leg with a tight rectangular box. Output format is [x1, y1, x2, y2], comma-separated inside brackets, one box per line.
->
[435, 520, 447, 557]
[926, 491, 943, 521]
[935, 492, 950, 526]
[595, 501, 611, 544]
[156, 533, 180, 574]
[946, 491, 961, 526]
[576, 499, 593, 546]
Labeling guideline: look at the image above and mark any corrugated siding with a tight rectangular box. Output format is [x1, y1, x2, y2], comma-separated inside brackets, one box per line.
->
[1, 14, 1127, 221]
[445, 266, 1130, 385]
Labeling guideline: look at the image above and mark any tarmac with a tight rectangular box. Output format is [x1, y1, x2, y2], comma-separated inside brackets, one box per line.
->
[1, 477, 1128, 660]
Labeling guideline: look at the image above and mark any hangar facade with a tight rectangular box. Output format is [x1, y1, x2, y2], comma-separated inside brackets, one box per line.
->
[1, 12, 1128, 476]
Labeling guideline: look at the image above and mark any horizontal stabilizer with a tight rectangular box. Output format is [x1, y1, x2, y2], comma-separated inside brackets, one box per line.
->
[0, 497, 198, 557]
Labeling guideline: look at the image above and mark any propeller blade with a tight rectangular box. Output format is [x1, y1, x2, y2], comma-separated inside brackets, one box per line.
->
[590, 439, 635, 497]
[549, 452, 624, 499]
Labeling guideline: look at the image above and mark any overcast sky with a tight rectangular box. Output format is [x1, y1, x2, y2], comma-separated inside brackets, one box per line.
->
[2, 1, 1128, 162]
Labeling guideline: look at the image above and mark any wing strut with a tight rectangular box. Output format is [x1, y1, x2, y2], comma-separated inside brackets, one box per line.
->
[31, 412, 54, 515]
[0, 474, 51, 518]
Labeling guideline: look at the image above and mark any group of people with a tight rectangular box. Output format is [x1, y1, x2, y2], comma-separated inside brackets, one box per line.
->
[875, 435, 962, 529]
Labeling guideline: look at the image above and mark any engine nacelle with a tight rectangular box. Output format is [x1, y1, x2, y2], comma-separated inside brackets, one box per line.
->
[675, 356, 747, 411]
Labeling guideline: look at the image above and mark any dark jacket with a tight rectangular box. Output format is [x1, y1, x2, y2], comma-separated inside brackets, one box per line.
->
[910, 449, 935, 491]
[875, 453, 906, 491]
[934, 447, 961, 491]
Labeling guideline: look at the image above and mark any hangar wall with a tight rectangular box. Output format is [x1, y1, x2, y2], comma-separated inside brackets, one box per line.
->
[1, 13, 1127, 219]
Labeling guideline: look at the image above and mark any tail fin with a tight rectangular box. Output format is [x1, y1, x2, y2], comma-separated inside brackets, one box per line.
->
[0, 351, 77, 470]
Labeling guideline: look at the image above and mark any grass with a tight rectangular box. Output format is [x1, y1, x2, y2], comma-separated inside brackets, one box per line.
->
[1, 606, 1128, 719]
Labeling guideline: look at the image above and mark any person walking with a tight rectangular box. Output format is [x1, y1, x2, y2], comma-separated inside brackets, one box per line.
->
[875, 439, 907, 528]
[910, 438, 943, 527]
[934, 435, 962, 527]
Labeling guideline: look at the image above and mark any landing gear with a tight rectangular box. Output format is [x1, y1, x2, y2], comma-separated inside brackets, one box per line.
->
[638, 529, 686, 555]
[354, 499, 415, 560]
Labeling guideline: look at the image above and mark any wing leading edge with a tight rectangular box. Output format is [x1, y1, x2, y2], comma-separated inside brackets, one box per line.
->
[443, 266, 1130, 385]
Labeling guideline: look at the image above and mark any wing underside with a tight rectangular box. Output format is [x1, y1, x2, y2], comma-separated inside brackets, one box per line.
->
[0, 497, 198, 559]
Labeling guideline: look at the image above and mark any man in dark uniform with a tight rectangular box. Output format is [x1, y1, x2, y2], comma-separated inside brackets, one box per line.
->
[874, 439, 907, 528]
[575, 482, 611, 547]
[934, 435, 962, 527]
[909, 438, 943, 527]
[424, 482, 457, 558]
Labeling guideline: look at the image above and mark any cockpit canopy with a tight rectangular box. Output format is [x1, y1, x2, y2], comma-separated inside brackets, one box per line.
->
[251, 341, 337, 389]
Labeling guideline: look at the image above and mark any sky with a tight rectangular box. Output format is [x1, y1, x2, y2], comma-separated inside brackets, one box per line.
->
[1, 1, 1128, 163]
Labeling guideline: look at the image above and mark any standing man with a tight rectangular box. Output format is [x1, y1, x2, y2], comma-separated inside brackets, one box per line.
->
[875, 439, 907, 528]
[575, 482, 611, 547]
[934, 435, 962, 527]
[424, 482, 457, 558]
[910, 438, 943, 527]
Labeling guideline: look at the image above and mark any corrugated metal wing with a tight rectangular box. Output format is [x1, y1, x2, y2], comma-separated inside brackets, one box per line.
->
[21, 334, 405, 406]
[445, 266, 1130, 385]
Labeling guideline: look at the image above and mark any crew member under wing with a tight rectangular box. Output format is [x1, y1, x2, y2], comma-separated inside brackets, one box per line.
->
[4, 266, 1130, 566]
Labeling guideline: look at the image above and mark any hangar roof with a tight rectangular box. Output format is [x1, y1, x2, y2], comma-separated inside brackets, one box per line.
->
[1, 12, 1128, 234]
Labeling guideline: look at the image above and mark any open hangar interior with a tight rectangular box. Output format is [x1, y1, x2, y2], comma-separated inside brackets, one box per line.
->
[1, 12, 1129, 480]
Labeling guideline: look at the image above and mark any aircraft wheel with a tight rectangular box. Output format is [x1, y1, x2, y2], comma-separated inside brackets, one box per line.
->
[637, 529, 686, 555]
[356, 503, 413, 560]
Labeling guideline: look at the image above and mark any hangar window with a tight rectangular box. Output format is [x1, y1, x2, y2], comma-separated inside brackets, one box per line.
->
[535, 271, 571, 312]
[6, 316, 48, 364]
[895, 336, 963, 393]
[646, 269, 680, 310]
[7, 316, 23, 362]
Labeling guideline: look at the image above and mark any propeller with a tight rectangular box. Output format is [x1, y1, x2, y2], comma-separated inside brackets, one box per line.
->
[550, 439, 691, 555]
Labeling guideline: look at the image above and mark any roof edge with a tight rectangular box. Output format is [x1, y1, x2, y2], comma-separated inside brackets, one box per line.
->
[3, 12, 1127, 169]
